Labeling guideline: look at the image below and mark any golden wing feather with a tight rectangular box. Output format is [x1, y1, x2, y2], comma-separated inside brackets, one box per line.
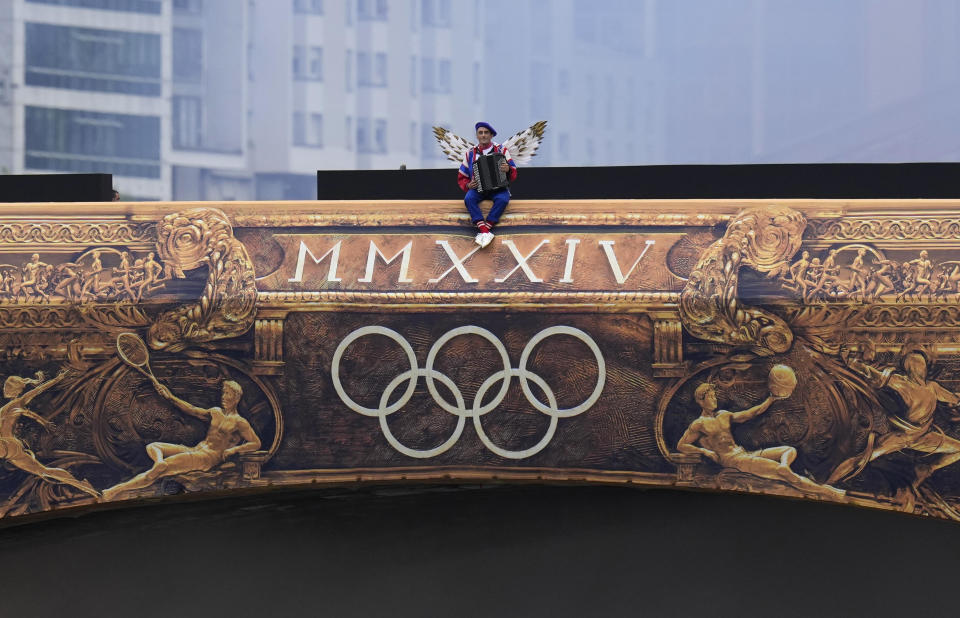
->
[501, 120, 547, 165]
[432, 126, 474, 165]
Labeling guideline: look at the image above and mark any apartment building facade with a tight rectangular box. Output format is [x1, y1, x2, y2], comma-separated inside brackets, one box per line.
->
[0, 0, 486, 200]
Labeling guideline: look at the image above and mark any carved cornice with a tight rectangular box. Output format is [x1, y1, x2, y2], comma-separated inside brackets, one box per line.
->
[229, 211, 734, 228]
[257, 290, 681, 308]
[0, 221, 155, 246]
[806, 217, 960, 241]
[853, 303, 960, 328]
[0, 305, 81, 329]
[0, 303, 154, 330]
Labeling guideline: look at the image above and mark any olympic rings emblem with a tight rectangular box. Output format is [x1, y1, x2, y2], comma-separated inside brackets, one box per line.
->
[331, 325, 606, 460]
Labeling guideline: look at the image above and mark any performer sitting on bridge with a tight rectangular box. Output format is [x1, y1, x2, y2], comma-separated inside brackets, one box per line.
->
[433, 120, 547, 249]
[458, 122, 517, 249]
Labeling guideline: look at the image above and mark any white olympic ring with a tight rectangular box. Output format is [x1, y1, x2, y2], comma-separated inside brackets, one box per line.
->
[331, 325, 606, 460]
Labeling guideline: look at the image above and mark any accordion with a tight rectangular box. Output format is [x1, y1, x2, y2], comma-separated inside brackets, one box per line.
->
[473, 152, 510, 193]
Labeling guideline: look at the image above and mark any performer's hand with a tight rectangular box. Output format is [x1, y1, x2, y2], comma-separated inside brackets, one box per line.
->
[41, 419, 55, 432]
[468, 178, 478, 189]
[701, 449, 720, 463]
[156, 384, 172, 400]
[498, 161, 509, 173]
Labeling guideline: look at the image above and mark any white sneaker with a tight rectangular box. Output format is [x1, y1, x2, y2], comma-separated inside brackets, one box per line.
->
[478, 231, 495, 248]
[474, 232, 485, 246]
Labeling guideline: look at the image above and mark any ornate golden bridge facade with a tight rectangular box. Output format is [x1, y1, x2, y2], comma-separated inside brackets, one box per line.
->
[2, 199, 960, 522]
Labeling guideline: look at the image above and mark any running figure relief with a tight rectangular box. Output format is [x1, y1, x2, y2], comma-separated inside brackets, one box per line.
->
[0, 248, 169, 304]
[777, 244, 960, 303]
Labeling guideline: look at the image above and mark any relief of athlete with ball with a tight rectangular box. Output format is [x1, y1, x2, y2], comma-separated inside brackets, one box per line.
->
[677, 365, 847, 501]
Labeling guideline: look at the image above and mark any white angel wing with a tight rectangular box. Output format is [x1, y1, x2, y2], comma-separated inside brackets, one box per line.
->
[501, 120, 547, 165]
[432, 126, 474, 165]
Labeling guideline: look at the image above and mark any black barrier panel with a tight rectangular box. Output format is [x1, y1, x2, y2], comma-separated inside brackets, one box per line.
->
[319, 162, 960, 200]
[0, 173, 113, 202]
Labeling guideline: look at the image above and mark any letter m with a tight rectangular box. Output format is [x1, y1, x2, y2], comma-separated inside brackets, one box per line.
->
[287, 240, 343, 283]
[358, 240, 413, 283]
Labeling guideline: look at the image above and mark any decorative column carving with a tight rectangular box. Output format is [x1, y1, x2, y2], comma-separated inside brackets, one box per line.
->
[253, 310, 288, 375]
[651, 309, 685, 378]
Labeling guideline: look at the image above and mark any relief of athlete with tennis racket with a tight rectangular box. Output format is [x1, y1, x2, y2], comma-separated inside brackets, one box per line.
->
[102, 333, 262, 501]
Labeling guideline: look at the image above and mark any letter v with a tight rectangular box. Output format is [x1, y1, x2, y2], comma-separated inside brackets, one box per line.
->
[599, 240, 655, 284]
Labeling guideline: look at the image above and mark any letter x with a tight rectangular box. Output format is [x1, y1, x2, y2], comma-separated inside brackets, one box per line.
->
[428, 240, 480, 283]
[495, 239, 550, 283]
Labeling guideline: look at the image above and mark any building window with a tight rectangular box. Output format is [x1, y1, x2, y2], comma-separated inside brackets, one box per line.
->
[374, 53, 387, 87]
[293, 0, 323, 13]
[573, 0, 596, 43]
[358, 53, 387, 88]
[604, 75, 614, 129]
[585, 74, 595, 128]
[292, 45, 304, 78]
[358, 0, 387, 20]
[173, 28, 203, 84]
[472, 61, 479, 103]
[374, 119, 387, 154]
[357, 51, 370, 86]
[310, 47, 323, 80]
[292, 112, 306, 145]
[420, 57, 433, 93]
[173, 96, 202, 150]
[558, 133, 570, 159]
[422, 0, 451, 27]
[173, 0, 202, 14]
[24, 106, 161, 178]
[294, 46, 322, 81]
[27, 0, 163, 14]
[421, 124, 444, 159]
[294, 112, 323, 147]
[356, 117, 370, 153]
[530, 62, 550, 116]
[0, 68, 9, 104]
[25, 23, 162, 96]
[311, 114, 324, 147]
[345, 50, 353, 92]
[437, 59, 451, 93]
[409, 56, 416, 96]
[558, 69, 570, 95]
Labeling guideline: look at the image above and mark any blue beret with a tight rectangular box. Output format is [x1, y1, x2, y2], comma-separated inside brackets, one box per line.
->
[475, 122, 497, 137]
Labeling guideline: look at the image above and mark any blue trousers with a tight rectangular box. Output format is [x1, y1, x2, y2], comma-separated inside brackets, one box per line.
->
[464, 188, 510, 224]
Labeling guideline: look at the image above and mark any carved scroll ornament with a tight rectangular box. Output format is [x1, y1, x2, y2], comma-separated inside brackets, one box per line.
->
[148, 208, 257, 352]
[679, 206, 806, 355]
